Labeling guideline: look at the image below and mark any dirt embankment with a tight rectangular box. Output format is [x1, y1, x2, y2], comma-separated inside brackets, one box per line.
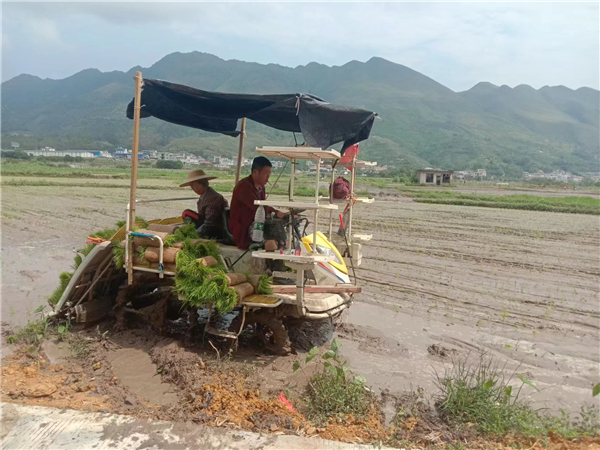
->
[1, 327, 385, 445]
[3, 331, 599, 450]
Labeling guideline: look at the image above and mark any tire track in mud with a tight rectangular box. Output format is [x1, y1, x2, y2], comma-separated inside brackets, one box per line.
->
[367, 242, 600, 277]
[362, 254, 598, 295]
[350, 202, 600, 336]
[357, 264, 599, 317]
[357, 266, 599, 330]
[357, 272, 598, 331]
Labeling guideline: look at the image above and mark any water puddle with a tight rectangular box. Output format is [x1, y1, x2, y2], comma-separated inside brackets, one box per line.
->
[108, 348, 178, 406]
[42, 340, 71, 365]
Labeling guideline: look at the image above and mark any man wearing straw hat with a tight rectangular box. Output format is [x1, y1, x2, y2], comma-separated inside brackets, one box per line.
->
[180, 169, 228, 239]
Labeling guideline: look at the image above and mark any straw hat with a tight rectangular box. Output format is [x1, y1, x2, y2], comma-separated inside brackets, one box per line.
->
[179, 169, 217, 187]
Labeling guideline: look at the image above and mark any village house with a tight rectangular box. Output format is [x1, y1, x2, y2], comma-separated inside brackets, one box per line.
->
[522, 170, 584, 183]
[455, 169, 487, 180]
[416, 168, 453, 185]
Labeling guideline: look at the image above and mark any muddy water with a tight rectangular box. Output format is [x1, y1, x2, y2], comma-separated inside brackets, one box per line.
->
[42, 340, 72, 364]
[338, 302, 598, 413]
[1, 233, 75, 326]
[108, 348, 178, 406]
[2, 183, 599, 415]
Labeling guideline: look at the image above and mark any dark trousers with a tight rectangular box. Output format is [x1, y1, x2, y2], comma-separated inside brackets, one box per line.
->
[197, 223, 223, 240]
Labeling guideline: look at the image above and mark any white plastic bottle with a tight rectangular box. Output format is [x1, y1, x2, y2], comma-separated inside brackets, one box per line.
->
[252, 206, 265, 242]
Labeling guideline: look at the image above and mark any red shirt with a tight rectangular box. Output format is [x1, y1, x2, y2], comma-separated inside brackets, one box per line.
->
[229, 175, 275, 249]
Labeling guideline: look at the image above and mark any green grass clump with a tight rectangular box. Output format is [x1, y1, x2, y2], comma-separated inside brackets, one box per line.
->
[293, 339, 375, 426]
[410, 191, 600, 215]
[435, 355, 600, 438]
[307, 369, 373, 425]
[7, 316, 49, 348]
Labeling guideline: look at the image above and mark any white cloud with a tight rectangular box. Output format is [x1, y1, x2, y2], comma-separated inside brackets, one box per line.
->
[30, 17, 61, 43]
[2, 1, 598, 90]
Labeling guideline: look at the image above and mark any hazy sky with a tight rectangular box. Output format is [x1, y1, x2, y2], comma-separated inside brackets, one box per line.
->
[2, 1, 598, 91]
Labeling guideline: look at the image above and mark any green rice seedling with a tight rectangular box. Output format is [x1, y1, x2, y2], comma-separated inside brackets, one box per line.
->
[49, 272, 73, 305]
[112, 242, 125, 268]
[173, 242, 236, 312]
[165, 223, 199, 246]
[257, 275, 273, 295]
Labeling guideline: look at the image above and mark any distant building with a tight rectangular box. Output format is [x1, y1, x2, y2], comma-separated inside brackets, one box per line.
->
[26, 148, 97, 158]
[114, 148, 147, 160]
[416, 169, 453, 185]
[455, 169, 486, 180]
[212, 156, 235, 168]
[92, 151, 112, 158]
[522, 170, 582, 183]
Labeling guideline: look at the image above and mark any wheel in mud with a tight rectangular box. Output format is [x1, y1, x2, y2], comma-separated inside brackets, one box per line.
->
[284, 318, 334, 353]
[230, 312, 291, 356]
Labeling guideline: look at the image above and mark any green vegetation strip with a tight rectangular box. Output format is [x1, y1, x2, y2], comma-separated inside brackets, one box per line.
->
[436, 355, 599, 438]
[409, 191, 600, 215]
[1, 178, 333, 197]
[1, 161, 212, 179]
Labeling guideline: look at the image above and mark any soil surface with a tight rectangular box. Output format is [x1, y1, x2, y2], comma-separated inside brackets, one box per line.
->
[2, 182, 599, 445]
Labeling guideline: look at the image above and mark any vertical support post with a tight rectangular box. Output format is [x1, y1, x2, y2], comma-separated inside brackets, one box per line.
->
[289, 159, 295, 201]
[313, 158, 321, 253]
[287, 158, 295, 251]
[294, 264, 306, 316]
[127, 71, 143, 285]
[235, 118, 246, 184]
[315, 158, 321, 203]
[125, 203, 130, 269]
[328, 161, 336, 240]
[348, 153, 357, 246]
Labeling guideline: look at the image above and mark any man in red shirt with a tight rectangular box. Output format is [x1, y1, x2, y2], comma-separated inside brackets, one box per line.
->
[229, 156, 286, 249]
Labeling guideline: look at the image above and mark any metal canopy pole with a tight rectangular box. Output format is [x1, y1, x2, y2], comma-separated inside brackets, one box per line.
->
[313, 159, 321, 253]
[287, 158, 295, 251]
[328, 161, 336, 240]
[235, 118, 246, 184]
[348, 153, 357, 246]
[127, 71, 143, 285]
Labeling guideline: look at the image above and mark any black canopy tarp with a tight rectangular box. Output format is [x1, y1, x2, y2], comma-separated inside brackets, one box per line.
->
[126, 79, 376, 153]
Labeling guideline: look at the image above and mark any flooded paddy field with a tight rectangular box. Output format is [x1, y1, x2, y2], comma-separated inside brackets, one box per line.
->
[1, 180, 599, 444]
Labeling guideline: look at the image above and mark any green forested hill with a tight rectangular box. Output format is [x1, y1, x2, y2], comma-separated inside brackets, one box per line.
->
[2, 51, 598, 176]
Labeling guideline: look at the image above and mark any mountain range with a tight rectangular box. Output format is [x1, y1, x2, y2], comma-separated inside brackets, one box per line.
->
[2, 51, 598, 176]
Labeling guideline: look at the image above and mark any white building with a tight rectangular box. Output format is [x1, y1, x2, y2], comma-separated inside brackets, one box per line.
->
[25, 148, 97, 158]
[522, 170, 583, 183]
[213, 156, 235, 168]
